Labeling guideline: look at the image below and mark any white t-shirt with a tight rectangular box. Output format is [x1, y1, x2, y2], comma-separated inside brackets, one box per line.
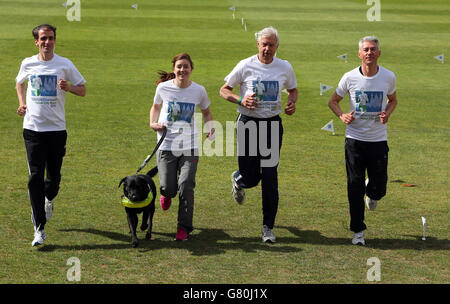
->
[224, 55, 297, 118]
[16, 54, 86, 132]
[153, 80, 210, 151]
[336, 65, 396, 142]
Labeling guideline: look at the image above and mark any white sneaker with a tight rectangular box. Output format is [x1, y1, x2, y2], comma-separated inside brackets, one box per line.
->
[45, 197, 53, 220]
[352, 231, 365, 246]
[365, 196, 378, 211]
[32, 228, 46, 246]
[365, 178, 378, 211]
[262, 225, 276, 243]
[231, 171, 245, 204]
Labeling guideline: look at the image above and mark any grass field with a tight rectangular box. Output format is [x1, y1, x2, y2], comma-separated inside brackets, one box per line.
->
[0, 0, 449, 284]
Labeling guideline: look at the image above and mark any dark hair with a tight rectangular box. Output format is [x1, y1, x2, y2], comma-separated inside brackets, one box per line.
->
[155, 53, 194, 85]
[155, 71, 176, 85]
[32, 24, 57, 40]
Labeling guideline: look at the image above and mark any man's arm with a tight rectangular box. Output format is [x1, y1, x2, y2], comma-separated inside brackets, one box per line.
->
[219, 83, 258, 110]
[284, 88, 297, 115]
[16, 82, 27, 116]
[379, 91, 397, 124]
[328, 92, 355, 125]
[58, 79, 86, 97]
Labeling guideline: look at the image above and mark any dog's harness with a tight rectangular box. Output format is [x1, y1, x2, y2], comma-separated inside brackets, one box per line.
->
[119, 127, 167, 208]
[121, 192, 154, 208]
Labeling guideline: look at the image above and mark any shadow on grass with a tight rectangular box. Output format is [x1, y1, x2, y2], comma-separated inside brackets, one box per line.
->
[39, 227, 301, 254]
[278, 226, 450, 251]
[36, 226, 449, 254]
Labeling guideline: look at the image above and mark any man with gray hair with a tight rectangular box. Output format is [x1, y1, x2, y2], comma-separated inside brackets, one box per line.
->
[220, 26, 298, 243]
[328, 36, 397, 246]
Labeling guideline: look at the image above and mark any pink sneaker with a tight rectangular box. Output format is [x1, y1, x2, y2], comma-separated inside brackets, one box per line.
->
[160, 195, 172, 211]
[174, 227, 188, 241]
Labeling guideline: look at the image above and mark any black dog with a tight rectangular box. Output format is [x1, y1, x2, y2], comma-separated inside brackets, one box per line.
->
[118, 166, 158, 248]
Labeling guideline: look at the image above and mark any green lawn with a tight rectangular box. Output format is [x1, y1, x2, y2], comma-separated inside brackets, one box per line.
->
[0, 0, 448, 284]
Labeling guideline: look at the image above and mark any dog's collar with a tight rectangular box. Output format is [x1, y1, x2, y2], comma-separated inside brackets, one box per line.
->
[121, 193, 153, 208]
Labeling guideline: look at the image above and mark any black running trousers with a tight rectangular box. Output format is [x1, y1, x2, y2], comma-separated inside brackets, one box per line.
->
[235, 114, 283, 229]
[345, 138, 389, 233]
[23, 129, 67, 230]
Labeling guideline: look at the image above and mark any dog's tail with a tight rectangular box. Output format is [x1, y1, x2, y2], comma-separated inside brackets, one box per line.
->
[146, 166, 158, 178]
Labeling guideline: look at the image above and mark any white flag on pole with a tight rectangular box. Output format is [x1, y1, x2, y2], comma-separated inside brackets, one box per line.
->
[320, 83, 333, 96]
[131, 4, 138, 9]
[434, 54, 444, 63]
[337, 53, 347, 62]
[321, 120, 335, 135]
[421, 216, 427, 240]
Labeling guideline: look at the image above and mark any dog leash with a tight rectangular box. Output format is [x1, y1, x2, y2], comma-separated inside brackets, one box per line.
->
[135, 126, 167, 174]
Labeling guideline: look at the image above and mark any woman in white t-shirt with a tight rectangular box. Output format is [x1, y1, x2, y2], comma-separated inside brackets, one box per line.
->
[149, 53, 214, 241]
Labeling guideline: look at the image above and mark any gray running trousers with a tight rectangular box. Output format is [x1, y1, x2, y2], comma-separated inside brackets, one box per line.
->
[156, 149, 198, 233]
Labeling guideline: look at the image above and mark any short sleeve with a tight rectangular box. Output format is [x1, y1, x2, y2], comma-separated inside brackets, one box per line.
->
[284, 62, 297, 90]
[15, 60, 29, 84]
[224, 61, 244, 88]
[153, 83, 163, 104]
[335, 74, 348, 98]
[387, 73, 396, 95]
[199, 86, 211, 110]
[65, 60, 86, 86]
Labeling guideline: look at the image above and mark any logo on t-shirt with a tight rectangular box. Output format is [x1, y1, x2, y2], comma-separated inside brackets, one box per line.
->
[355, 90, 383, 113]
[167, 100, 195, 123]
[30, 75, 57, 97]
[252, 79, 279, 102]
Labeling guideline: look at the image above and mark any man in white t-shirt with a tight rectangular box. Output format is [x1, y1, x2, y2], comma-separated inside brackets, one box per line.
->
[328, 36, 397, 246]
[15, 24, 86, 246]
[220, 26, 298, 243]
